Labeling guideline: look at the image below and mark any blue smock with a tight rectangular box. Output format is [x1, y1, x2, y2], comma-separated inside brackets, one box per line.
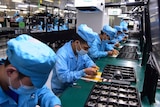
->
[0, 85, 61, 107]
[51, 41, 95, 94]
[110, 34, 125, 43]
[44, 24, 54, 32]
[15, 17, 23, 22]
[88, 33, 114, 59]
[33, 25, 43, 31]
[120, 20, 128, 28]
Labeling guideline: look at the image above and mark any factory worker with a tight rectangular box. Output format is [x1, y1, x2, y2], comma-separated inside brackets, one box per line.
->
[0, 34, 61, 107]
[102, 25, 120, 48]
[88, 25, 119, 59]
[112, 25, 126, 43]
[44, 14, 54, 32]
[32, 20, 43, 31]
[121, 25, 129, 39]
[51, 24, 98, 95]
[120, 18, 129, 34]
[44, 24, 54, 32]
[14, 12, 24, 23]
[120, 18, 128, 28]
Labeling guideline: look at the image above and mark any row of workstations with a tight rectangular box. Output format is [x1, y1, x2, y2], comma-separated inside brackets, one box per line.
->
[58, 31, 155, 107]
[0, 27, 159, 107]
[55, 29, 160, 107]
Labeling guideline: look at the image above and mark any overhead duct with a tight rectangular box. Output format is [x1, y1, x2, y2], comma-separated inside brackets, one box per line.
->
[74, 0, 105, 12]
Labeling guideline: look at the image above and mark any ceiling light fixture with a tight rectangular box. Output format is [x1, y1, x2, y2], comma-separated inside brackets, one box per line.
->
[44, 0, 54, 3]
[0, 5, 7, 8]
[12, 0, 23, 3]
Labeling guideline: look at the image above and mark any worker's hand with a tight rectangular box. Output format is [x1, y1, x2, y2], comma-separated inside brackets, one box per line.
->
[54, 105, 61, 107]
[84, 67, 97, 76]
[91, 66, 99, 72]
[123, 37, 127, 41]
[112, 49, 119, 55]
[114, 43, 120, 47]
[107, 51, 113, 56]
[125, 35, 128, 38]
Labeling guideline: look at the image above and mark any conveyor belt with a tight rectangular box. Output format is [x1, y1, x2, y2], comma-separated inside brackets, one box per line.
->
[85, 82, 141, 107]
[101, 65, 136, 83]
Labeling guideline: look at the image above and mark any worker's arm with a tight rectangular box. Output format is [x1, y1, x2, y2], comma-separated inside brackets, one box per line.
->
[37, 85, 61, 107]
[55, 53, 86, 83]
[88, 40, 108, 58]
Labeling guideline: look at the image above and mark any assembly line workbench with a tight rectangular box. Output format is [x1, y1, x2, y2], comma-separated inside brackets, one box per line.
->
[59, 49, 160, 107]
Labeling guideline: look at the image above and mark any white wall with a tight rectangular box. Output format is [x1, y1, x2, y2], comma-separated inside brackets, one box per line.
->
[76, 9, 109, 33]
[103, 8, 109, 27]
[77, 10, 104, 33]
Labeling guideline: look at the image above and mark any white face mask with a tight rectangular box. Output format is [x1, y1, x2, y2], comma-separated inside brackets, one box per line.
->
[8, 77, 37, 95]
[76, 43, 88, 55]
[102, 39, 110, 43]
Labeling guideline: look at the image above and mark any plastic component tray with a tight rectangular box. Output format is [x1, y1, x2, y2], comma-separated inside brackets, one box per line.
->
[157, 76, 160, 89]
[125, 40, 139, 44]
[117, 52, 139, 60]
[119, 46, 138, 53]
[101, 65, 136, 83]
[117, 46, 139, 60]
[84, 82, 142, 107]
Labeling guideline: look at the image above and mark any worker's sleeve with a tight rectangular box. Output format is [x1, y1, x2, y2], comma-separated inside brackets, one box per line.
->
[89, 40, 107, 58]
[84, 54, 96, 67]
[55, 54, 86, 83]
[110, 38, 119, 44]
[38, 85, 61, 107]
[117, 35, 123, 42]
[105, 43, 114, 51]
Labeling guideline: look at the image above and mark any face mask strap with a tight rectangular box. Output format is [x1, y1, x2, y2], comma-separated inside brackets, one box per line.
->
[19, 80, 23, 87]
[8, 77, 12, 86]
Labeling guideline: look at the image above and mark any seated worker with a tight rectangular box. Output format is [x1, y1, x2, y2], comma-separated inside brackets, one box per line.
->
[112, 25, 127, 43]
[44, 14, 54, 32]
[14, 12, 24, 22]
[51, 24, 98, 95]
[32, 19, 43, 31]
[120, 18, 128, 28]
[0, 34, 61, 107]
[120, 18, 129, 38]
[122, 26, 129, 36]
[88, 25, 119, 59]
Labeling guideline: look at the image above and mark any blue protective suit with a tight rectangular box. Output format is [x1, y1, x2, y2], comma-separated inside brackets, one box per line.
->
[120, 20, 128, 28]
[44, 24, 54, 32]
[51, 41, 95, 94]
[88, 33, 114, 59]
[33, 25, 43, 31]
[0, 85, 61, 107]
[15, 16, 23, 22]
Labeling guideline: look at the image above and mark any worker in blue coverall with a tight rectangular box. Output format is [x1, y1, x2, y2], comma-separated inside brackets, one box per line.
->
[14, 12, 24, 23]
[51, 24, 98, 95]
[0, 34, 61, 107]
[111, 25, 127, 43]
[88, 25, 119, 59]
[120, 18, 129, 38]
[44, 14, 54, 32]
[120, 18, 128, 28]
